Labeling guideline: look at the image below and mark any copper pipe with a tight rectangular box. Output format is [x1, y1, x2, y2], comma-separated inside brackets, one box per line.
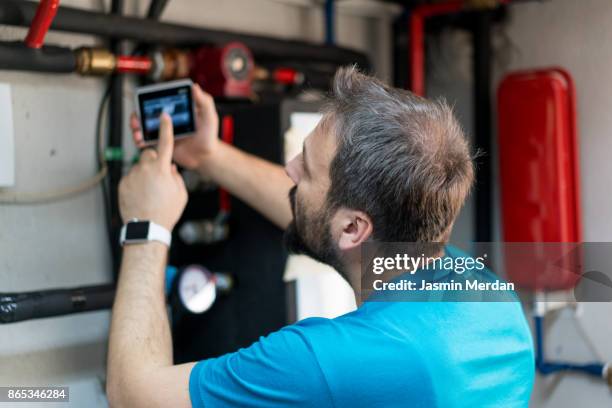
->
[116, 55, 153, 74]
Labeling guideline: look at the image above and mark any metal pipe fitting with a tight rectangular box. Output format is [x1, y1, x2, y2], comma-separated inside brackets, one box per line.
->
[75, 47, 116, 75]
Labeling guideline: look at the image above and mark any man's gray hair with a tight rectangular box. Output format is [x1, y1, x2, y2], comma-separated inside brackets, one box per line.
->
[324, 66, 474, 242]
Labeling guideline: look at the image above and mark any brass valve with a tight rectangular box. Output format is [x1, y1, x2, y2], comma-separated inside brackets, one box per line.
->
[75, 47, 117, 75]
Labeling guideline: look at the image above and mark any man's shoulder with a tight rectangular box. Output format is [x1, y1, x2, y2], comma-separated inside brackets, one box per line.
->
[285, 310, 435, 406]
[289, 307, 426, 365]
[290, 300, 533, 376]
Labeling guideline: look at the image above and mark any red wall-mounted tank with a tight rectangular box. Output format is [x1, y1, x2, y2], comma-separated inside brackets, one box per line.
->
[497, 68, 582, 290]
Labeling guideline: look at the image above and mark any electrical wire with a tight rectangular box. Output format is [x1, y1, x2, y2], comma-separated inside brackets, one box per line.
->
[0, 92, 109, 204]
[95, 84, 116, 260]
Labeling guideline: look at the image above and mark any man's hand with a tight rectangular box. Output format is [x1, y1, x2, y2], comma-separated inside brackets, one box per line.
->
[132, 83, 294, 230]
[119, 113, 188, 231]
[131, 84, 220, 171]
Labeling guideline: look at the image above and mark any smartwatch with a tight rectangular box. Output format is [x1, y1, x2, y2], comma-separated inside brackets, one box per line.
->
[120, 219, 172, 247]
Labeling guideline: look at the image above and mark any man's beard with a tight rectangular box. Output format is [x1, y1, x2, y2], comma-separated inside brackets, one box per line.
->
[284, 186, 347, 279]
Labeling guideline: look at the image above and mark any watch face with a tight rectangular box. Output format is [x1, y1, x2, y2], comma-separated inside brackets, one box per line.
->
[125, 222, 150, 240]
[178, 265, 216, 314]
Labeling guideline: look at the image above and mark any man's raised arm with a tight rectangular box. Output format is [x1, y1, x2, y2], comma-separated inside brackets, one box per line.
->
[106, 114, 194, 408]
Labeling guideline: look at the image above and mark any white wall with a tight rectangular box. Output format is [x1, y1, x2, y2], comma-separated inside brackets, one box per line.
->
[0, 3, 114, 404]
[426, 1, 612, 406]
[0, 0, 394, 405]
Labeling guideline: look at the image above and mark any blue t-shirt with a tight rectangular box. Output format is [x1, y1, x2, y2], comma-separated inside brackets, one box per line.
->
[189, 253, 535, 407]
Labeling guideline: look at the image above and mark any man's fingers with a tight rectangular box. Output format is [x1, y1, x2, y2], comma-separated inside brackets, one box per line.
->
[134, 130, 145, 148]
[130, 113, 145, 146]
[193, 84, 217, 121]
[130, 113, 141, 131]
[157, 112, 174, 165]
[172, 165, 184, 184]
[140, 148, 158, 162]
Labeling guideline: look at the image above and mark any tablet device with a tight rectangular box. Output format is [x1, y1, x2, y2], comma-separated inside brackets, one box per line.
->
[136, 79, 196, 145]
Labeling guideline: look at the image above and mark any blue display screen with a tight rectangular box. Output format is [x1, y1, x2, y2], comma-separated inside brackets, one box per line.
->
[138, 84, 195, 142]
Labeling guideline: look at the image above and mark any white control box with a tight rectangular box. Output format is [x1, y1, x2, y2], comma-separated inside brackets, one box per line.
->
[0, 83, 15, 187]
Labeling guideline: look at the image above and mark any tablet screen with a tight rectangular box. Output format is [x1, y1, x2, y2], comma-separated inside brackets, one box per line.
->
[138, 83, 195, 142]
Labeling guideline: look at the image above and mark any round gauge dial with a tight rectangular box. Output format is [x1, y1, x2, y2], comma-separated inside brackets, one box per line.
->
[224, 46, 252, 81]
[178, 265, 216, 314]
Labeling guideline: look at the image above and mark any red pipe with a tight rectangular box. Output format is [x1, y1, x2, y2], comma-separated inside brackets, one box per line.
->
[415, 1, 464, 18]
[408, 12, 425, 96]
[219, 115, 235, 213]
[408, 0, 516, 96]
[116, 55, 153, 74]
[409, 1, 463, 96]
[273, 67, 304, 85]
[25, 0, 60, 49]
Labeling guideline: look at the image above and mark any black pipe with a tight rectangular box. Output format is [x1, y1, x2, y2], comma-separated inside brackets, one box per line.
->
[0, 41, 75, 73]
[0, 0, 370, 69]
[108, 0, 124, 279]
[391, 9, 409, 89]
[0, 284, 115, 324]
[472, 11, 493, 242]
[147, 0, 170, 20]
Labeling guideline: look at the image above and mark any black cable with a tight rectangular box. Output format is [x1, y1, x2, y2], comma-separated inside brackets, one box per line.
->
[95, 84, 115, 267]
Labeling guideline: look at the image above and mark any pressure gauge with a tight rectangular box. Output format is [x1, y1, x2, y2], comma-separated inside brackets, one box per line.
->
[178, 265, 217, 314]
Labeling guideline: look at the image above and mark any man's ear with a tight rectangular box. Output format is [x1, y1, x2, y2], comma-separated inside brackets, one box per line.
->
[333, 208, 373, 251]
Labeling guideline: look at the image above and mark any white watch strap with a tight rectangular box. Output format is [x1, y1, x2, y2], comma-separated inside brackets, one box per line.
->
[120, 220, 172, 247]
[148, 222, 172, 247]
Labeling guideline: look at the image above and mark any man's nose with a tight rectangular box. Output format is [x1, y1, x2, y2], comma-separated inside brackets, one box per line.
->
[285, 154, 303, 184]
